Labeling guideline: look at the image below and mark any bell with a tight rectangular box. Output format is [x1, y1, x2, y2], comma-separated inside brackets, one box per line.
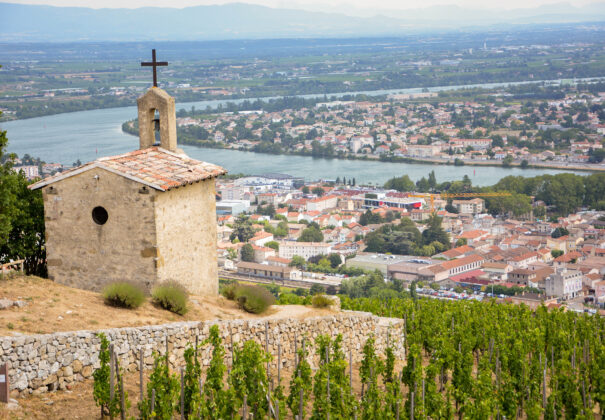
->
[153, 117, 160, 131]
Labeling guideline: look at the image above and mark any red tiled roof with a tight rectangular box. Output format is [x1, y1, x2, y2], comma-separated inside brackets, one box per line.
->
[440, 254, 484, 270]
[30, 147, 226, 192]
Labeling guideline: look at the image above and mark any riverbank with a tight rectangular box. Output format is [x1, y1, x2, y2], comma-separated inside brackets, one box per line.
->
[121, 123, 604, 174]
[378, 155, 605, 173]
[4, 76, 605, 123]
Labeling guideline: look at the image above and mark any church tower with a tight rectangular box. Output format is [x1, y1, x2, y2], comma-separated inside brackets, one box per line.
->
[30, 50, 226, 296]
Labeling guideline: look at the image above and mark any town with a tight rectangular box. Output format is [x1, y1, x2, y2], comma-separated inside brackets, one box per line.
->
[214, 170, 605, 312]
[163, 82, 605, 171]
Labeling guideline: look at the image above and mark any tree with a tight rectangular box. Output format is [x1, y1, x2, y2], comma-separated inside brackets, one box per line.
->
[0, 118, 46, 276]
[445, 203, 459, 214]
[502, 155, 514, 167]
[485, 192, 532, 217]
[265, 241, 279, 251]
[428, 170, 437, 190]
[409, 281, 418, 301]
[312, 187, 325, 197]
[328, 253, 342, 268]
[455, 238, 467, 247]
[302, 186, 310, 194]
[359, 210, 385, 226]
[240, 243, 255, 262]
[384, 175, 414, 192]
[422, 213, 450, 249]
[551, 249, 564, 258]
[289, 255, 306, 268]
[298, 226, 323, 242]
[416, 177, 430, 192]
[520, 159, 529, 168]
[257, 204, 275, 217]
[533, 205, 546, 218]
[551, 227, 569, 238]
[230, 215, 255, 242]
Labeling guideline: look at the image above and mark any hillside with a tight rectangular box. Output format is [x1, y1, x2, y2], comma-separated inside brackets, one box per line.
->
[1, 2, 604, 42]
[0, 275, 331, 336]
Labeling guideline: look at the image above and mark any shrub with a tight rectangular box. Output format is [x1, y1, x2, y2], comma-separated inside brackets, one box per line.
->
[235, 285, 275, 314]
[221, 282, 239, 300]
[311, 294, 333, 308]
[102, 282, 145, 309]
[278, 292, 306, 305]
[152, 282, 189, 315]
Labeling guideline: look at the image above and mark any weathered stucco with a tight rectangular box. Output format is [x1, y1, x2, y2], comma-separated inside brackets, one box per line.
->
[154, 179, 219, 296]
[42, 168, 158, 292]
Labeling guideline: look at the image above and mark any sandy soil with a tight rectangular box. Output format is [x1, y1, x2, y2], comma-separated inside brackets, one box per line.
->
[0, 275, 334, 336]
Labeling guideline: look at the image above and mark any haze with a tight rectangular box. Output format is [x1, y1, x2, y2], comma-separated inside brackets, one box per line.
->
[6, 0, 605, 15]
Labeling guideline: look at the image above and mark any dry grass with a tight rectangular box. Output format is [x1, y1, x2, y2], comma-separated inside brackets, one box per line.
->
[0, 275, 334, 336]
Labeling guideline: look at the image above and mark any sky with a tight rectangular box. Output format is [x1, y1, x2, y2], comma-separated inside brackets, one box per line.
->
[5, 0, 604, 12]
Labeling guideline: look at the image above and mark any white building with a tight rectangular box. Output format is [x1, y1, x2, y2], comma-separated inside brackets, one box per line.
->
[306, 195, 338, 212]
[452, 198, 484, 215]
[278, 241, 332, 260]
[545, 267, 583, 300]
[350, 135, 374, 153]
[13, 165, 39, 180]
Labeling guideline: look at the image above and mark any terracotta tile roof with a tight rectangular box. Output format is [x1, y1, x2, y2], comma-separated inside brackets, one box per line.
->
[439, 254, 484, 270]
[458, 230, 488, 240]
[30, 147, 226, 192]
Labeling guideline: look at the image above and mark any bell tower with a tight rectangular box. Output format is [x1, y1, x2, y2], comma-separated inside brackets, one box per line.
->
[137, 87, 177, 152]
[137, 49, 177, 152]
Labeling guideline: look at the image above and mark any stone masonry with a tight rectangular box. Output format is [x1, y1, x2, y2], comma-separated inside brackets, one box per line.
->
[0, 312, 403, 397]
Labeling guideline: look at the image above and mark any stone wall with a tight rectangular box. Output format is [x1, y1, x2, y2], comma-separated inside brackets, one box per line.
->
[0, 312, 403, 398]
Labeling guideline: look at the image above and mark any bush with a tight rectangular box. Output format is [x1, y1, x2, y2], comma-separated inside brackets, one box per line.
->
[152, 282, 189, 315]
[311, 294, 333, 308]
[103, 282, 145, 309]
[221, 282, 239, 300]
[235, 285, 275, 314]
[278, 292, 306, 305]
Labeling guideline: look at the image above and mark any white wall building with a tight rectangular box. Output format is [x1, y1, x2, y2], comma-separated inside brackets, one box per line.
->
[278, 241, 332, 260]
[545, 267, 583, 300]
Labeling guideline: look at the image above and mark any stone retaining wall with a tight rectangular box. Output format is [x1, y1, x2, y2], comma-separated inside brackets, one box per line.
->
[0, 311, 403, 397]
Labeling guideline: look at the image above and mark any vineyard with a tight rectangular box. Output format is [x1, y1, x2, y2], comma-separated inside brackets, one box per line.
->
[93, 296, 605, 419]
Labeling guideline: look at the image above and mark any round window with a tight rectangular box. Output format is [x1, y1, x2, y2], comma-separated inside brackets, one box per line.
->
[92, 206, 109, 225]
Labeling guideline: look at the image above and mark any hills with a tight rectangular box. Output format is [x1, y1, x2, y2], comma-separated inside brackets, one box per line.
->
[1, 1, 605, 42]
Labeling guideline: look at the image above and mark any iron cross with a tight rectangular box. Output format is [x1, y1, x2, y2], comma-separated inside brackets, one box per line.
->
[141, 49, 168, 87]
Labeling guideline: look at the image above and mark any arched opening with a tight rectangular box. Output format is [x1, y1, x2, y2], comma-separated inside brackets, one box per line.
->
[153, 108, 161, 146]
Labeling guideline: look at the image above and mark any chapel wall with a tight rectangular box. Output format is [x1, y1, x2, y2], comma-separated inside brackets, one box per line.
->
[154, 178, 219, 296]
[42, 168, 158, 292]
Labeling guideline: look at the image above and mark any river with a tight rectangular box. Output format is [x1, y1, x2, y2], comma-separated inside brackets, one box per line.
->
[2, 78, 596, 186]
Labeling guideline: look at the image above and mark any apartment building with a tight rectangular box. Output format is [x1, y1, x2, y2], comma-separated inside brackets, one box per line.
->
[278, 241, 332, 260]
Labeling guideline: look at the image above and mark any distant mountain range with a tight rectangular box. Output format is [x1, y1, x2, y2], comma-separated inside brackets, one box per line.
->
[1, 1, 604, 42]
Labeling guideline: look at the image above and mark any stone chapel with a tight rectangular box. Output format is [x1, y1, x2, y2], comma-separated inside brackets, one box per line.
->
[30, 85, 227, 296]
